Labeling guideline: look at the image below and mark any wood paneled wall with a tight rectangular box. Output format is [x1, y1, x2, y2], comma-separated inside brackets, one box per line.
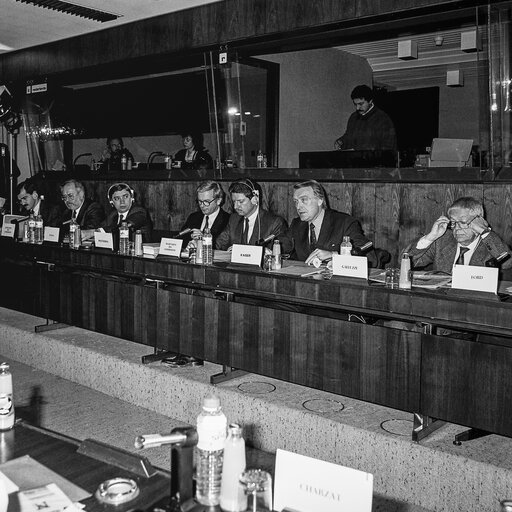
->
[72, 178, 512, 265]
[0, 0, 477, 82]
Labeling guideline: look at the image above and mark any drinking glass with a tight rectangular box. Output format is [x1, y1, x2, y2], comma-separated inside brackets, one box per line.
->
[239, 469, 272, 512]
[385, 268, 399, 289]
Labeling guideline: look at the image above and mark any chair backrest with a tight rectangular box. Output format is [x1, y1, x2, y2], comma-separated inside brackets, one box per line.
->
[374, 248, 391, 269]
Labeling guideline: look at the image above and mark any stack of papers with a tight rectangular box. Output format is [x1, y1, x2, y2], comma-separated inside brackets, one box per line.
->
[142, 242, 160, 257]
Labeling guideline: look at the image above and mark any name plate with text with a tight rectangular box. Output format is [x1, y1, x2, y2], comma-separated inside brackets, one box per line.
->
[94, 232, 114, 250]
[43, 227, 60, 243]
[332, 255, 368, 279]
[274, 449, 373, 512]
[159, 238, 183, 258]
[1, 215, 26, 238]
[452, 264, 498, 294]
[231, 244, 263, 267]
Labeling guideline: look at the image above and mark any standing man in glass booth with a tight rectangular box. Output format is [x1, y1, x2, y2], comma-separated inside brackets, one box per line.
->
[334, 85, 397, 152]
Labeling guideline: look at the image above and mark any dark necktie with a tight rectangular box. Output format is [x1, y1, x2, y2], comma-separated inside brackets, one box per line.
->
[309, 223, 317, 253]
[204, 216, 209, 230]
[72, 210, 77, 221]
[242, 218, 249, 244]
[118, 214, 123, 226]
[456, 246, 469, 265]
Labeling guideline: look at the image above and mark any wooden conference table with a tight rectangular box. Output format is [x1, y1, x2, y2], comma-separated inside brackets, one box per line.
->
[1, 239, 512, 439]
[1, 422, 170, 512]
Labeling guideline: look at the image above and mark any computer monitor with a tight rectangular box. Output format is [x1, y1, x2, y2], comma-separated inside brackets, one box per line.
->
[429, 138, 473, 167]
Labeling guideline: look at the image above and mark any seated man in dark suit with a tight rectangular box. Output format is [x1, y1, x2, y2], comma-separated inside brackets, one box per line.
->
[287, 180, 377, 265]
[407, 196, 512, 272]
[216, 178, 290, 251]
[16, 178, 61, 226]
[101, 182, 152, 242]
[181, 180, 229, 246]
[59, 179, 105, 240]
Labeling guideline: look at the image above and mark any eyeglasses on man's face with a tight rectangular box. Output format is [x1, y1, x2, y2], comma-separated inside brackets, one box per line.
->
[61, 193, 77, 201]
[448, 216, 478, 230]
[197, 198, 216, 207]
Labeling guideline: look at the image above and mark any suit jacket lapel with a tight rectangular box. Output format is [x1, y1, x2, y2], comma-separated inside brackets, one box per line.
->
[234, 215, 245, 244]
[317, 210, 333, 247]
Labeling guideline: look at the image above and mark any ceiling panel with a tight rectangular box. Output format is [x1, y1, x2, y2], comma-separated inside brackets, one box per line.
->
[0, 0, 223, 53]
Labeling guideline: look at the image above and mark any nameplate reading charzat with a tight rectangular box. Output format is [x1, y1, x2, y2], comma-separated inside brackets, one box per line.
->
[274, 449, 373, 512]
[231, 244, 263, 267]
[452, 264, 498, 294]
[94, 232, 114, 250]
[332, 255, 368, 279]
[159, 238, 183, 258]
[43, 227, 60, 243]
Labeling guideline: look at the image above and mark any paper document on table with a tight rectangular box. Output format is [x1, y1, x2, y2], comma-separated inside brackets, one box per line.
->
[270, 264, 324, 277]
[18, 483, 82, 512]
[412, 271, 452, 289]
[213, 250, 233, 263]
[0, 455, 90, 501]
[369, 270, 451, 289]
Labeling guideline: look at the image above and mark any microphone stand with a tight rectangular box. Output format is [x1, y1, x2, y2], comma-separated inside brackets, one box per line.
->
[147, 151, 165, 170]
[73, 153, 92, 170]
[135, 426, 199, 512]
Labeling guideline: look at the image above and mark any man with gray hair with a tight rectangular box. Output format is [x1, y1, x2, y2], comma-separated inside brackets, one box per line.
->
[180, 180, 229, 246]
[288, 179, 376, 265]
[407, 196, 512, 272]
[59, 179, 104, 238]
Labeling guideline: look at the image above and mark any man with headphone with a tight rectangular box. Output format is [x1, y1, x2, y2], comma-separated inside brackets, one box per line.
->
[100, 183, 153, 242]
[216, 178, 290, 251]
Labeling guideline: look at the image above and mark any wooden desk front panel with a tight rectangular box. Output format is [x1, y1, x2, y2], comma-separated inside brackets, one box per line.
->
[154, 287, 422, 412]
[421, 335, 512, 437]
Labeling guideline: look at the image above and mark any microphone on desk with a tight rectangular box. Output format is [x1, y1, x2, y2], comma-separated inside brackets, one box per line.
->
[351, 240, 373, 256]
[485, 252, 511, 267]
[177, 228, 193, 237]
[10, 216, 29, 224]
[256, 233, 276, 246]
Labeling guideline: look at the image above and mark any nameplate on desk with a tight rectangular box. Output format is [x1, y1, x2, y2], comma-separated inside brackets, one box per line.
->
[159, 238, 183, 258]
[332, 255, 368, 279]
[43, 227, 60, 242]
[94, 232, 114, 250]
[1, 223, 15, 238]
[452, 264, 498, 294]
[274, 449, 373, 512]
[231, 244, 263, 267]
[1, 215, 26, 238]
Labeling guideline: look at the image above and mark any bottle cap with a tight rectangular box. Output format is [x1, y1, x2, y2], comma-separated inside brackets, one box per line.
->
[0, 363, 9, 371]
[203, 395, 220, 410]
[228, 423, 242, 435]
[402, 252, 409, 258]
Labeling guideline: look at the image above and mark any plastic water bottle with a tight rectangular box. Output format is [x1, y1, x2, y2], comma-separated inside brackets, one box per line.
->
[35, 215, 44, 244]
[203, 227, 213, 265]
[339, 236, 352, 256]
[28, 213, 36, 244]
[195, 395, 227, 506]
[256, 150, 264, 168]
[0, 363, 14, 431]
[399, 252, 412, 290]
[220, 424, 247, 512]
[272, 239, 282, 270]
[121, 154, 127, 170]
[119, 221, 130, 255]
[196, 236, 204, 264]
[69, 218, 79, 249]
[134, 230, 143, 257]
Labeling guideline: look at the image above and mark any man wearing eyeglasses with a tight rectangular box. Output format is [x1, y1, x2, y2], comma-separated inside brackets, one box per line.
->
[180, 180, 229, 246]
[407, 196, 512, 272]
[58, 179, 105, 239]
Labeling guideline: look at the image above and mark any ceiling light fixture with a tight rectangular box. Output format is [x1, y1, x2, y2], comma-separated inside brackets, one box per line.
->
[14, 0, 121, 22]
